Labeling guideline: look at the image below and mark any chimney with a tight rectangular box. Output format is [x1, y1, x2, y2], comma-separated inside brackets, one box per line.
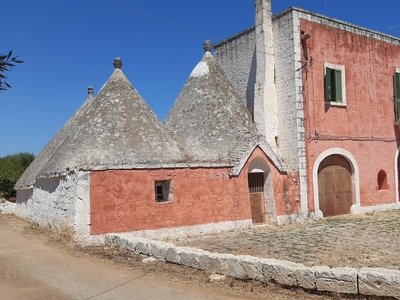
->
[254, 0, 278, 150]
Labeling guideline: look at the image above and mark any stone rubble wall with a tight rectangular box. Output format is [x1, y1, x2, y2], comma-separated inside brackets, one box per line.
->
[105, 233, 400, 298]
[15, 174, 78, 231]
[0, 198, 16, 214]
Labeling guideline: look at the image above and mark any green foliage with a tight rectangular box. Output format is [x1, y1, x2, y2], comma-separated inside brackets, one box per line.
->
[0, 50, 24, 91]
[0, 152, 35, 199]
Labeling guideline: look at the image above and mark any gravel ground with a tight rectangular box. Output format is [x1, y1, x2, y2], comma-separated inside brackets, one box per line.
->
[170, 210, 400, 270]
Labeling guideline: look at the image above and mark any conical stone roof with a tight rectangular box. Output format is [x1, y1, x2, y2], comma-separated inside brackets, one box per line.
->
[164, 41, 264, 164]
[15, 87, 96, 189]
[16, 58, 184, 189]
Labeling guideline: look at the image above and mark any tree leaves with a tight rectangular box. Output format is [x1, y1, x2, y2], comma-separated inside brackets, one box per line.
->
[0, 50, 24, 92]
[0, 152, 35, 199]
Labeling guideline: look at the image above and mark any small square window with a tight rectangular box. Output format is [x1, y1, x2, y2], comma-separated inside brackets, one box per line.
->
[324, 62, 346, 106]
[154, 180, 173, 203]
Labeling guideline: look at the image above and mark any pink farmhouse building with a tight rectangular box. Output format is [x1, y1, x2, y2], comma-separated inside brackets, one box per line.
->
[15, 0, 400, 244]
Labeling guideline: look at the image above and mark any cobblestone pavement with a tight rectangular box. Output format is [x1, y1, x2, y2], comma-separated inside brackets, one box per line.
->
[171, 210, 400, 270]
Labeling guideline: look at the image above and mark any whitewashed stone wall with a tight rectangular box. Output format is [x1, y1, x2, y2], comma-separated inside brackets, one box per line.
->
[15, 171, 93, 242]
[254, 0, 278, 150]
[273, 10, 301, 172]
[273, 10, 308, 216]
[214, 28, 256, 110]
[16, 175, 76, 230]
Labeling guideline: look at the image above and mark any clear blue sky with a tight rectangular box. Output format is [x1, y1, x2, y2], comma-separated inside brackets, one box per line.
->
[1, 0, 399, 157]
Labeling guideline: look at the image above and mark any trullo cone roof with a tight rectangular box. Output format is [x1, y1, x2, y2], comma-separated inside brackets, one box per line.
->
[16, 58, 183, 189]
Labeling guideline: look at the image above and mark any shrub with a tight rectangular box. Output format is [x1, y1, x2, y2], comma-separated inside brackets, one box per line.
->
[0, 152, 34, 199]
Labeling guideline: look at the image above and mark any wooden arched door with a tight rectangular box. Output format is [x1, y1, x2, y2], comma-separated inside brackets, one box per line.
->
[318, 155, 353, 217]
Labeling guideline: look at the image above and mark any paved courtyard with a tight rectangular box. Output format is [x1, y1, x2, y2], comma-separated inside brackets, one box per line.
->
[171, 210, 400, 270]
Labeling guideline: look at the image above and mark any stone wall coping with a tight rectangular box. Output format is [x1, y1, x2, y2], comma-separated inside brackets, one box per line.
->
[214, 26, 255, 49]
[275, 7, 400, 46]
[105, 233, 400, 298]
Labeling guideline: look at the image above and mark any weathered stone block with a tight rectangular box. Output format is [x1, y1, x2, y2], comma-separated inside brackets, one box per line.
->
[198, 252, 224, 274]
[314, 266, 358, 294]
[237, 255, 263, 281]
[209, 274, 226, 282]
[133, 237, 152, 255]
[179, 247, 208, 269]
[105, 234, 136, 252]
[293, 266, 316, 290]
[261, 258, 301, 286]
[146, 240, 174, 260]
[219, 253, 244, 278]
[104, 234, 117, 246]
[165, 246, 181, 264]
[358, 267, 400, 298]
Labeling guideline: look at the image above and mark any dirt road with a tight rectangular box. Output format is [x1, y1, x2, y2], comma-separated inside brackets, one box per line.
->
[0, 214, 341, 300]
[0, 215, 253, 300]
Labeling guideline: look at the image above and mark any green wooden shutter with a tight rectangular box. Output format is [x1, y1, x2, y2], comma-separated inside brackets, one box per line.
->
[334, 69, 343, 102]
[325, 67, 332, 101]
[395, 72, 400, 99]
[394, 72, 400, 122]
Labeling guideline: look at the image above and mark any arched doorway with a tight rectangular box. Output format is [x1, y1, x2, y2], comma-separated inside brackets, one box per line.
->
[317, 154, 354, 217]
[247, 158, 275, 224]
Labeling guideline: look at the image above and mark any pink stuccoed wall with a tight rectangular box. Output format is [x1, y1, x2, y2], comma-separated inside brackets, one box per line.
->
[90, 147, 301, 235]
[300, 18, 400, 211]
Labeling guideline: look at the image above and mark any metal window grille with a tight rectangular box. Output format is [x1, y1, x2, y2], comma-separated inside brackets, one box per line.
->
[248, 173, 264, 193]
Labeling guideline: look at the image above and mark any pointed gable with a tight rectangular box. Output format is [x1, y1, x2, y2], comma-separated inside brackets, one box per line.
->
[164, 41, 264, 164]
[16, 58, 183, 189]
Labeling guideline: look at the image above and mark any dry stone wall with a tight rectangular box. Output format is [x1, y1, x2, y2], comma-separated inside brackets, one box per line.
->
[106, 233, 400, 298]
[15, 174, 78, 231]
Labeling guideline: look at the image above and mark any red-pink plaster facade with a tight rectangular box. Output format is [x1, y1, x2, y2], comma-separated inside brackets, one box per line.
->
[90, 147, 301, 235]
[300, 18, 400, 213]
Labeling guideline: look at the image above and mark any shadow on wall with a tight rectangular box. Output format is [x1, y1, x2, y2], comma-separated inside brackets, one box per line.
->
[17, 176, 65, 205]
[35, 177, 64, 194]
[246, 49, 257, 118]
[15, 188, 32, 205]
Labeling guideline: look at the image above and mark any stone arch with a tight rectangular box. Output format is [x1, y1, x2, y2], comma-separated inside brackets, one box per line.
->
[248, 158, 276, 223]
[313, 148, 360, 218]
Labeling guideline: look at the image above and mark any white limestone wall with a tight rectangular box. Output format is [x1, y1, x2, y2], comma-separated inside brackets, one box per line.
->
[15, 175, 77, 231]
[254, 0, 278, 150]
[273, 11, 300, 171]
[73, 171, 104, 246]
[273, 10, 308, 215]
[15, 171, 95, 242]
[214, 28, 256, 110]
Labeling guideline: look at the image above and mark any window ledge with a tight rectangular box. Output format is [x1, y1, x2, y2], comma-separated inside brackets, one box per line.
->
[325, 101, 346, 107]
[394, 122, 400, 127]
